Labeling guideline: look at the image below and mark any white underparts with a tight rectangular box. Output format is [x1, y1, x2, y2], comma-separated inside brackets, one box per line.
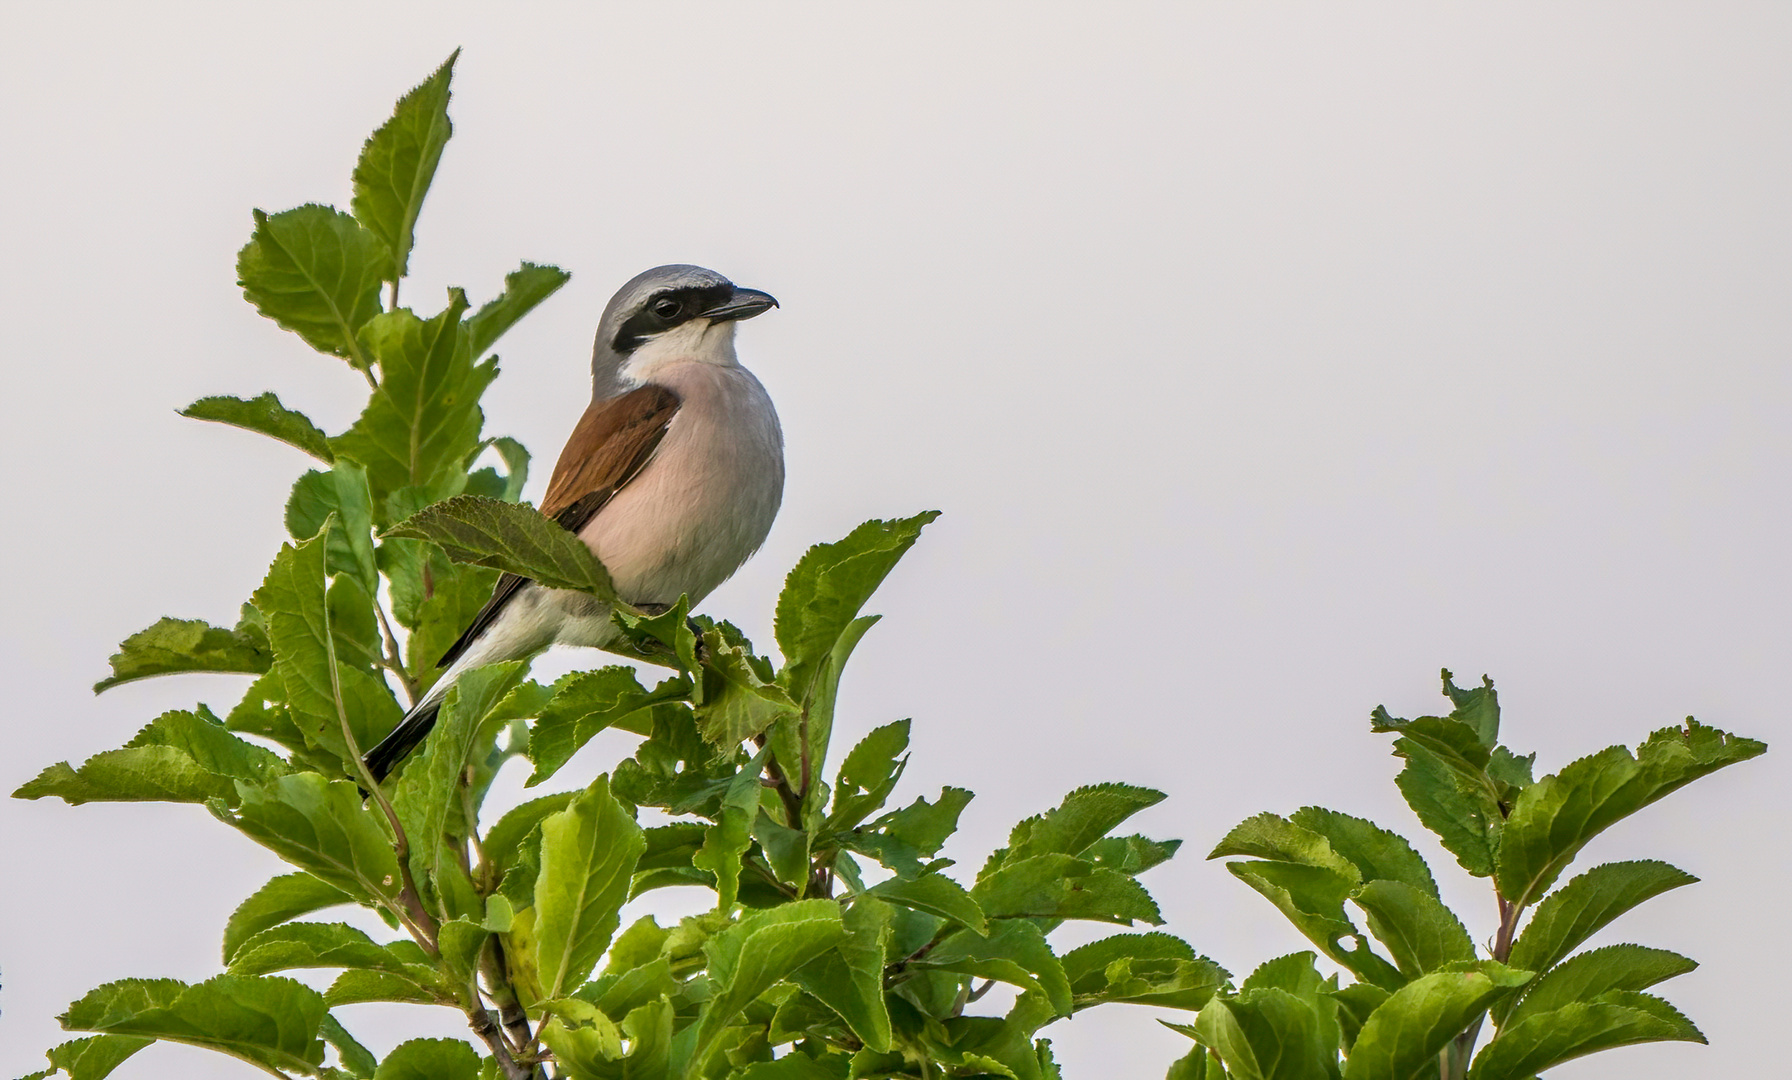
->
[620, 318, 739, 384]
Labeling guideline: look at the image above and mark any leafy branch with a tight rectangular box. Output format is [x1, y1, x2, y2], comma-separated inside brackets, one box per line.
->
[13, 48, 1767, 1080]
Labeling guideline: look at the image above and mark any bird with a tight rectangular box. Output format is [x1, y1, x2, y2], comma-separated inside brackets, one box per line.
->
[362, 264, 784, 782]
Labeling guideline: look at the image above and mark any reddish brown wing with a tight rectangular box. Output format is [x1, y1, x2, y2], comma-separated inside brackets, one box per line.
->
[436, 384, 681, 668]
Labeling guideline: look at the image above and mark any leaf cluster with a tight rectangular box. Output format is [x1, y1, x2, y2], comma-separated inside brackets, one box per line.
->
[1163, 672, 1765, 1080]
[15, 54, 1208, 1080]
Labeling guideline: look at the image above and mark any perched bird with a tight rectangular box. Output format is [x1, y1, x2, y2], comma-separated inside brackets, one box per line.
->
[363, 264, 784, 781]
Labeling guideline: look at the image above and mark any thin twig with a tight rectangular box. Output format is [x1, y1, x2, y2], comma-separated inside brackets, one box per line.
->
[754, 734, 804, 829]
[373, 601, 420, 706]
[319, 520, 437, 947]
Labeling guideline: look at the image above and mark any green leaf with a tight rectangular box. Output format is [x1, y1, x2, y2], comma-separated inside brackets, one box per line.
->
[181, 392, 334, 462]
[467, 262, 572, 357]
[694, 621, 797, 747]
[603, 916, 672, 977]
[1207, 813, 1359, 880]
[485, 792, 576, 875]
[133, 706, 290, 780]
[618, 999, 676, 1079]
[527, 667, 689, 786]
[1004, 783, 1167, 865]
[1061, 933, 1228, 1012]
[92, 615, 270, 693]
[1495, 720, 1765, 906]
[1340, 963, 1531, 1080]
[1486, 746, 1535, 795]
[352, 51, 456, 282]
[20, 1036, 152, 1080]
[846, 787, 974, 878]
[488, 435, 531, 501]
[373, 1037, 481, 1080]
[223, 872, 354, 964]
[772, 613, 881, 809]
[393, 661, 527, 887]
[612, 596, 702, 673]
[1506, 944, 1696, 1027]
[210, 773, 402, 904]
[252, 530, 402, 763]
[1441, 670, 1501, 747]
[582, 956, 678, 1022]
[868, 872, 987, 935]
[1240, 952, 1327, 998]
[333, 295, 494, 506]
[386, 493, 616, 598]
[828, 719, 910, 831]
[1330, 982, 1389, 1053]
[774, 512, 939, 717]
[385, 550, 497, 691]
[319, 1014, 377, 1079]
[972, 853, 1163, 925]
[1349, 880, 1473, 979]
[59, 975, 327, 1075]
[1224, 861, 1400, 990]
[791, 895, 896, 1052]
[611, 701, 736, 814]
[228, 921, 417, 977]
[754, 809, 812, 891]
[286, 462, 381, 595]
[1386, 730, 1503, 878]
[1192, 988, 1338, 1080]
[1164, 1044, 1224, 1080]
[438, 917, 488, 987]
[1370, 711, 1493, 782]
[237, 204, 387, 365]
[221, 671, 330, 767]
[17, 746, 234, 807]
[1289, 807, 1436, 899]
[1082, 834, 1182, 876]
[734, 1051, 853, 1080]
[1470, 992, 1704, 1080]
[532, 774, 647, 1002]
[1505, 860, 1698, 986]
[692, 750, 765, 911]
[538, 997, 625, 1076]
[918, 919, 1072, 1017]
[324, 968, 442, 1007]
[687, 901, 847, 1076]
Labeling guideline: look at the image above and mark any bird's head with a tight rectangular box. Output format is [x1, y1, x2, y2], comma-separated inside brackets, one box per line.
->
[590, 264, 777, 394]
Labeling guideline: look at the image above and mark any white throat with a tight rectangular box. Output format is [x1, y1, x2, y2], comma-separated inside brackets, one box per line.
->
[620, 319, 739, 384]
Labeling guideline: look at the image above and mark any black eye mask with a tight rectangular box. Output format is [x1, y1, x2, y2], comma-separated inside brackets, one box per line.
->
[612, 283, 734, 353]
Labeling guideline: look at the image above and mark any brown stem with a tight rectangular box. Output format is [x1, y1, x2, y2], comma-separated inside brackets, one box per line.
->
[373, 602, 420, 706]
[468, 1004, 536, 1080]
[1492, 892, 1520, 963]
[480, 936, 540, 1062]
[754, 734, 804, 829]
[1447, 888, 1527, 1079]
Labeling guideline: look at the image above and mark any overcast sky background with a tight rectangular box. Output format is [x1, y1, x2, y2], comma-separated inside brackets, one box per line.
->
[3, 3, 1788, 1077]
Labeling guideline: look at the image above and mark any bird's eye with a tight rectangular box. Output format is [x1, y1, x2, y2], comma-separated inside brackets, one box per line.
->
[651, 297, 682, 320]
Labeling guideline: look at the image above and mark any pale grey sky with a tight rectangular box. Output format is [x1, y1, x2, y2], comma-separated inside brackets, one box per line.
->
[3, 3, 1788, 1077]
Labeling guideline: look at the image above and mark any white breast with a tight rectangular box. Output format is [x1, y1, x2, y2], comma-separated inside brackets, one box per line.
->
[579, 359, 785, 607]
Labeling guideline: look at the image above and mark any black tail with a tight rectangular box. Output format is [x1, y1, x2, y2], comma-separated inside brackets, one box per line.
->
[363, 698, 444, 783]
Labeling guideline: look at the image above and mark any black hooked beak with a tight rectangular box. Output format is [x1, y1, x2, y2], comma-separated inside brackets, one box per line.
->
[700, 286, 778, 323]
